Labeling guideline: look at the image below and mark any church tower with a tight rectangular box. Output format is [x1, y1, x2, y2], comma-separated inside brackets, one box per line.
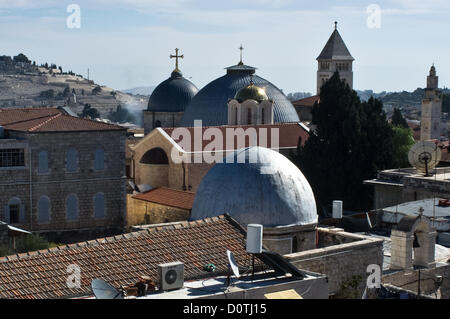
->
[420, 64, 442, 140]
[316, 22, 354, 95]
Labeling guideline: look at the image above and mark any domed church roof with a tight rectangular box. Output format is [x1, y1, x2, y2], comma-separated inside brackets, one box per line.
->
[147, 70, 198, 112]
[190, 147, 318, 228]
[234, 82, 268, 103]
[180, 61, 299, 126]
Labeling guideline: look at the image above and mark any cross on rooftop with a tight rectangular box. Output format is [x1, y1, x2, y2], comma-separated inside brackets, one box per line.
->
[170, 48, 184, 72]
[334, 21, 338, 30]
[239, 44, 244, 65]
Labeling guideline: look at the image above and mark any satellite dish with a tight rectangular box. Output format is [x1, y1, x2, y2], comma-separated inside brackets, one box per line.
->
[91, 279, 123, 299]
[227, 250, 240, 279]
[408, 141, 441, 176]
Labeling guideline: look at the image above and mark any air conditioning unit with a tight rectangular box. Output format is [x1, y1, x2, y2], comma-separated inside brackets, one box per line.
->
[158, 262, 184, 291]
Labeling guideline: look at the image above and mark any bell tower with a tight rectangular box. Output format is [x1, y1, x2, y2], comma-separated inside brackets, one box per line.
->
[420, 64, 442, 140]
[316, 22, 354, 95]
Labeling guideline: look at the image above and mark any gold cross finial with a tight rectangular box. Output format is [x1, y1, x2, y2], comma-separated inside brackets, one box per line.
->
[239, 44, 244, 65]
[334, 21, 338, 30]
[170, 48, 184, 72]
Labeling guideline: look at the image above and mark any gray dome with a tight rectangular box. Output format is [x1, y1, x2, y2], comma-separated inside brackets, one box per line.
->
[190, 147, 317, 228]
[180, 64, 299, 126]
[147, 71, 198, 112]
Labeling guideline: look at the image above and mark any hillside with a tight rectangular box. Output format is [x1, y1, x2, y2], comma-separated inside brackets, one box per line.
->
[0, 54, 147, 124]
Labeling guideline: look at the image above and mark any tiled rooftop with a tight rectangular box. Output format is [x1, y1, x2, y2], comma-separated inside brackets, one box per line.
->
[0, 214, 261, 299]
[162, 122, 309, 151]
[132, 187, 195, 210]
[292, 95, 320, 107]
[0, 107, 125, 133]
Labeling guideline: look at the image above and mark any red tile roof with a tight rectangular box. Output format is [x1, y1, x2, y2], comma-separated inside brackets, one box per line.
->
[162, 122, 309, 151]
[0, 214, 261, 299]
[0, 107, 125, 133]
[132, 187, 195, 210]
[292, 95, 320, 108]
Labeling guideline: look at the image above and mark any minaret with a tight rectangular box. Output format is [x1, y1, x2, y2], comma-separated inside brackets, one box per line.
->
[420, 64, 442, 140]
[316, 21, 354, 95]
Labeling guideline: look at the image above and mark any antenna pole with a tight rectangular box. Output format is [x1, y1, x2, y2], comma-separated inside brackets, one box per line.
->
[252, 254, 255, 282]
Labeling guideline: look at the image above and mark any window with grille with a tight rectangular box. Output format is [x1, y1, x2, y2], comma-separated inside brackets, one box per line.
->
[0, 149, 25, 167]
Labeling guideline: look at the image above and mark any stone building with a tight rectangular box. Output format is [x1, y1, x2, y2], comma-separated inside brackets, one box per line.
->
[364, 167, 450, 210]
[420, 65, 443, 141]
[129, 122, 310, 193]
[127, 187, 194, 227]
[0, 107, 127, 242]
[227, 80, 274, 125]
[316, 22, 354, 95]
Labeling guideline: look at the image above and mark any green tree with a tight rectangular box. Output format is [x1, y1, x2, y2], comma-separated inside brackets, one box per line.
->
[92, 86, 102, 95]
[391, 126, 415, 168]
[13, 53, 30, 63]
[391, 108, 409, 128]
[39, 89, 55, 99]
[107, 104, 136, 123]
[63, 85, 71, 97]
[79, 103, 100, 119]
[295, 72, 397, 211]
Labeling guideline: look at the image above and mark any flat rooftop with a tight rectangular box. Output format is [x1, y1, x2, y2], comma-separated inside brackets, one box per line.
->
[135, 270, 323, 299]
[365, 167, 450, 186]
[383, 198, 450, 219]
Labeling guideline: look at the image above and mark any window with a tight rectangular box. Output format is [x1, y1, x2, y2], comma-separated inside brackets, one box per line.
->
[247, 108, 252, 125]
[234, 107, 238, 124]
[38, 150, 48, 173]
[94, 193, 105, 218]
[38, 196, 50, 223]
[4, 198, 23, 224]
[0, 149, 25, 167]
[261, 108, 265, 125]
[66, 194, 78, 220]
[140, 148, 169, 164]
[9, 204, 20, 224]
[66, 148, 78, 172]
[94, 148, 105, 171]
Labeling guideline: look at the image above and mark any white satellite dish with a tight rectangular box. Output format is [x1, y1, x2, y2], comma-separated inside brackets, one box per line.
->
[91, 279, 123, 299]
[408, 141, 441, 176]
[227, 250, 240, 279]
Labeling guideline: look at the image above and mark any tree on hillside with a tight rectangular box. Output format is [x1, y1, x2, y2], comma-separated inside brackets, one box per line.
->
[63, 85, 71, 98]
[107, 104, 136, 124]
[13, 53, 30, 63]
[79, 103, 100, 119]
[294, 72, 401, 212]
[92, 86, 102, 95]
[391, 108, 409, 128]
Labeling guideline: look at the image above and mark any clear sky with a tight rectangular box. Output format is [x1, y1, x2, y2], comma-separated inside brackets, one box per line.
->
[0, 0, 448, 94]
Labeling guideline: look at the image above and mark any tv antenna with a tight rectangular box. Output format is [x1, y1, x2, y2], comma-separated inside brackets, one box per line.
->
[408, 141, 441, 177]
[225, 250, 240, 287]
[91, 279, 124, 299]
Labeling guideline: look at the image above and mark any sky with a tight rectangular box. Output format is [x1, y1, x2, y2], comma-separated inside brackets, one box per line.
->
[0, 0, 449, 94]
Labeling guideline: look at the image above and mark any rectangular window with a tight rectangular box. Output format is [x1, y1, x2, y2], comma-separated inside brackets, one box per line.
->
[9, 204, 20, 224]
[0, 149, 25, 167]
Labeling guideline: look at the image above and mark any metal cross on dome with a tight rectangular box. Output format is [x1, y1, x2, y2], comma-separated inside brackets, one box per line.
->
[170, 48, 184, 72]
[239, 44, 244, 65]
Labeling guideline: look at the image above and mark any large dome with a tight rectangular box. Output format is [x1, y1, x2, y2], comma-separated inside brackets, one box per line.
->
[180, 63, 299, 126]
[147, 71, 198, 112]
[190, 147, 318, 227]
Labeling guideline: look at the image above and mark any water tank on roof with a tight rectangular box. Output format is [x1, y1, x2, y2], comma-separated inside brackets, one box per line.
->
[332, 200, 343, 219]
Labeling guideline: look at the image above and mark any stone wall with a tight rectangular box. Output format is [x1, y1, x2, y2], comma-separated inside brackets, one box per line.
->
[143, 111, 183, 135]
[383, 264, 450, 299]
[284, 228, 384, 297]
[0, 129, 127, 239]
[126, 194, 190, 228]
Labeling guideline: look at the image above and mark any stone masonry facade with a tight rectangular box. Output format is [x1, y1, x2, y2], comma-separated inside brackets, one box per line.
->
[0, 129, 127, 242]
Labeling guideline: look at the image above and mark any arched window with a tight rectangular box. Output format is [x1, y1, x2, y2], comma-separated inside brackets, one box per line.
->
[38, 196, 50, 223]
[38, 150, 48, 174]
[261, 108, 265, 125]
[247, 108, 252, 125]
[66, 148, 78, 172]
[234, 107, 238, 124]
[140, 148, 169, 164]
[4, 197, 24, 224]
[94, 148, 105, 171]
[66, 194, 78, 220]
[94, 193, 105, 218]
